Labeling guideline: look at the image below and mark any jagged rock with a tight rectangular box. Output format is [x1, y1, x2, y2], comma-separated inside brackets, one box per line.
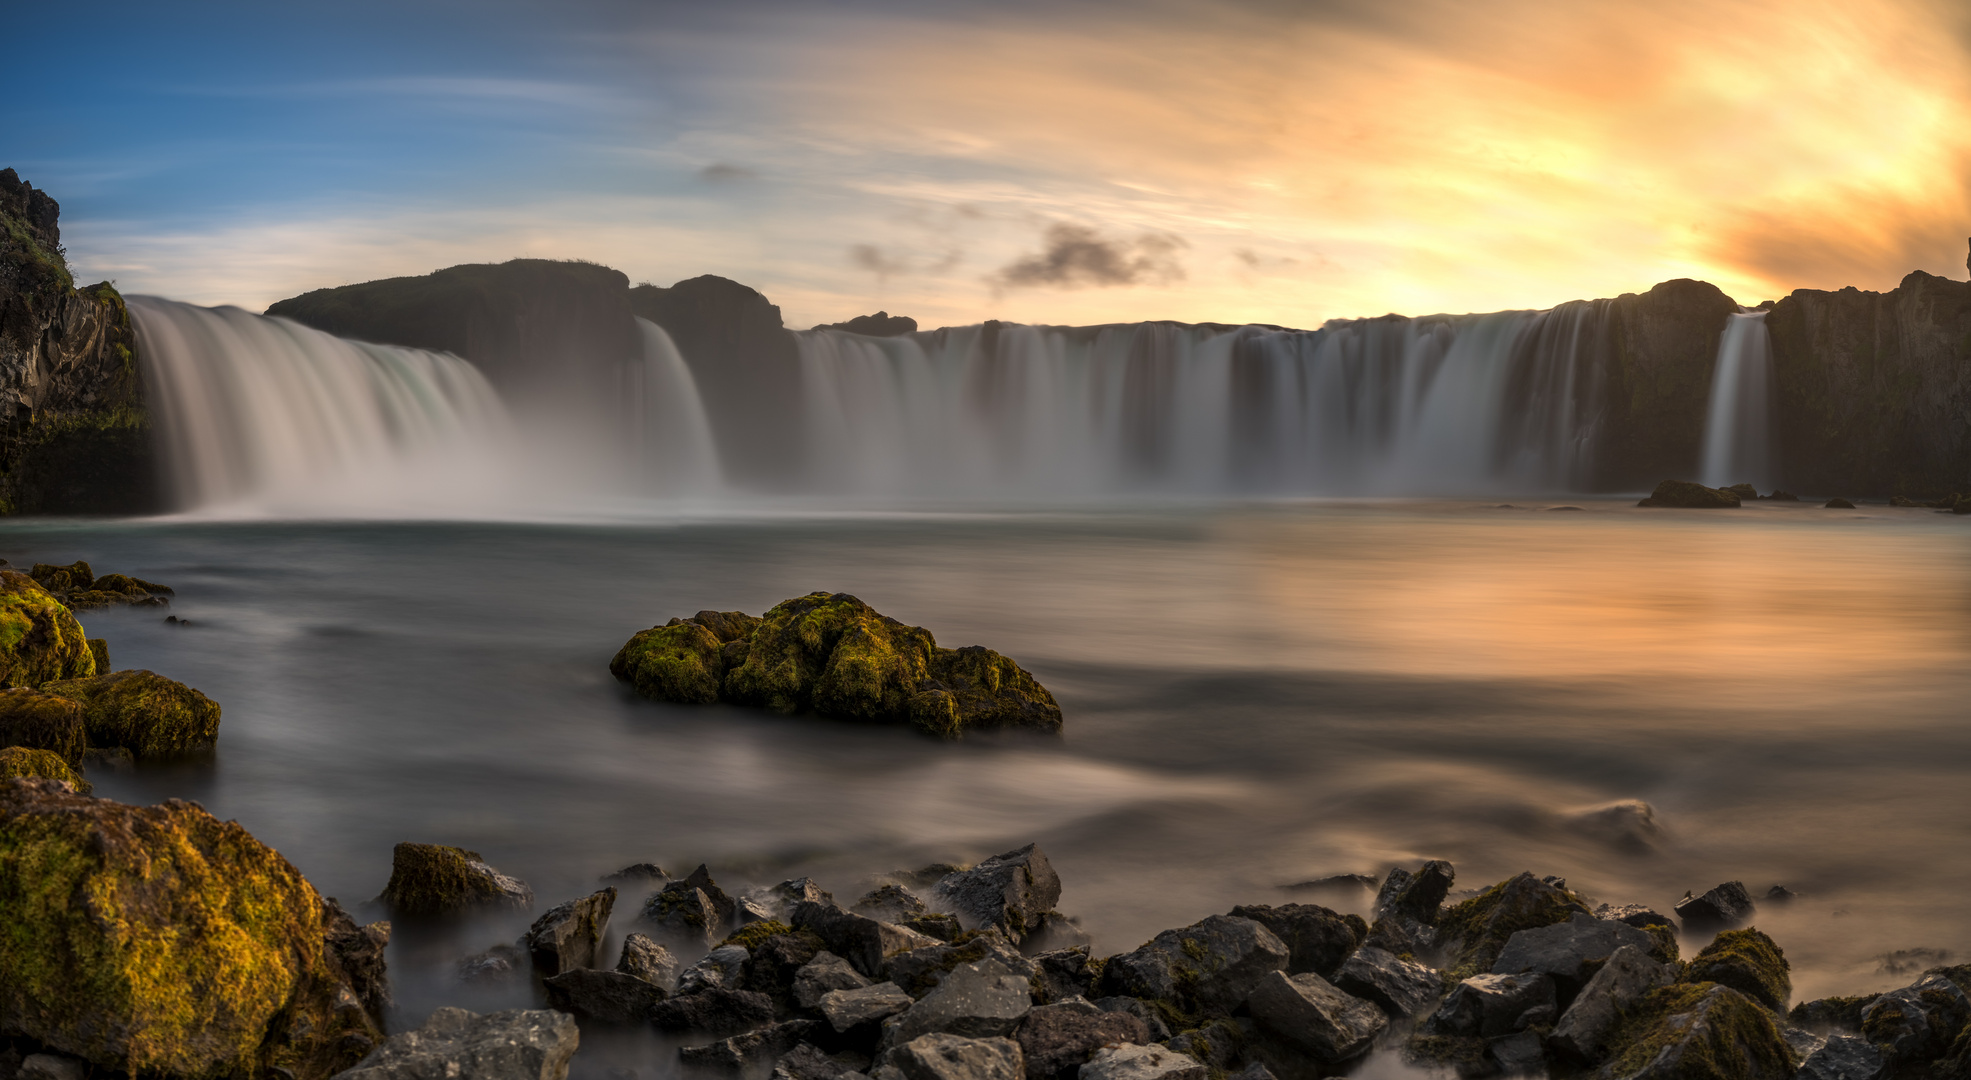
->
[1489, 1030, 1545, 1075]
[1798, 1035, 1886, 1080]
[907, 912, 966, 942]
[931, 845, 1063, 942]
[41, 669, 222, 759]
[458, 943, 527, 983]
[1765, 885, 1798, 905]
[1424, 973, 1557, 1039]
[775, 1043, 869, 1080]
[602, 862, 667, 886]
[1674, 881, 1755, 930]
[887, 1034, 1025, 1080]
[1097, 915, 1289, 1017]
[1334, 945, 1442, 1018]
[796, 900, 944, 979]
[1094, 999, 1172, 1042]
[1019, 912, 1091, 954]
[744, 929, 829, 1009]
[649, 986, 777, 1033]
[880, 959, 1035, 1049]
[644, 883, 724, 945]
[1548, 945, 1673, 1062]
[54, 571, 172, 610]
[18, 1054, 87, 1080]
[1015, 1002, 1151, 1080]
[617, 932, 680, 988]
[1162, 1017, 1245, 1072]
[1433, 872, 1590, 978]
[823, 982, 916, 1032]
[819, 312, 919, 336]
[0, 780, 386, 1079]
[1244, 970, 1386, 1062]
[681, 945, 754, 995]
[1638, 480, 1741, 508]
[1491, 911, 1657, 1000]
[1596, 903, 1676, 931]
[332, 1007, 579, 1080]
[1077, 1044, 1204, 1080]
[378, 841, 532, 916]
[1376, 860, 1455, 924]
[1227, 903, 1366, 979]
[1032, 947, 1100, 1004]
[0, 688, 86, 765]
[683, 863, 740, 925]
[682, 1020, 821, 1072]
[1685, 928, 1790, 1013]
[1598, 984, 1792, 1080]
[543, 968, 668, 1025]
[323, 896, 393, 1018]
[797, 951, 876, 1009]
[737, 895, 779, 925]
[746, 878, 837, 921]
[0, 744, 88, 791]
[524, 887, 615, 976]
[1860, 972, 1970, 1067]
[859, 884, 931, 923]
[1789, 996, 1879, 1034]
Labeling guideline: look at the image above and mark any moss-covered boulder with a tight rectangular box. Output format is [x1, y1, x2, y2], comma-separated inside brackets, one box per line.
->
[1601, 983, 1794, 1080]
[28, 560, 94, 594]
[0, 687, 87, 765]
[376, 842, 534, 917]
[0, 745, 88, 792]
[41, 669, 221, 759]
[1637, 481, 1742, 508]
[1434, 872, 1592, 980]
[1685, 929, 1790, 1014]
[0, 570, 95, 688]
[613, 592, 1063, 739]
[0, 778, 387, 1078]
[29, 563, 172, 610]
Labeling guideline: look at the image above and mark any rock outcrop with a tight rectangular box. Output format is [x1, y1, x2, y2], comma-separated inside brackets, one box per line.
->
[41, 669, 221, 759]
[330, 1006, 578, 1080]
[0, 744, 88, 790]
[376, 841, 534, 916]
[0, 570, 96, 688]
[818, 311, 919, 336]
[612, 593, 1063, 738]
[1637, 479, 1742, 508]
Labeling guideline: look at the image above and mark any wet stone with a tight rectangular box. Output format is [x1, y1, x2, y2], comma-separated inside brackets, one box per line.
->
[1334, 945, 1442, 1018]
[887, 929, 1036, 998]
[823, 982, 916, 1033]
[1549, 945, 1673, 1062]
[617, 932, 679, 989]
[649, 986, 777, 1034]
[1016, 1001, 1152, 1080]
[680, 944, 753, 995]
[524, 887, 616, 976]
[1491, 911, 1655, 998]
[644, 884, 723, 947]
[797, 951, 876, 1010]
[543, 968, 668, 1026]
[1031, 947, 1099, 1004]
[881, 959, 1034, 1051]
[1097, 915, 1289, 1017]
[1244, 970, 1387, 1063]
[1798, 1035, 1885, 1080]
[1424, 972, 1557, 1040]
[888, 1034, 1025, 1080]
[1488, 1031, 1545, 1076]
[1077, 1044, 1206, 1080]
[931, 845, 1062, 944]
[682, 1020, 822, 1073]
[1674, 881, 1756, 931]
[796, 900, 944, 979]
[1227, 903, 1366, 979]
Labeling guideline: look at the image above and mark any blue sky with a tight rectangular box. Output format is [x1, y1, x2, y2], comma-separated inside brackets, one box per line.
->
[9, 0, 1969, 329]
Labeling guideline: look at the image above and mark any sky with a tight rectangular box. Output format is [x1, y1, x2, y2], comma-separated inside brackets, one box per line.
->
[7, 0, 1970, 330]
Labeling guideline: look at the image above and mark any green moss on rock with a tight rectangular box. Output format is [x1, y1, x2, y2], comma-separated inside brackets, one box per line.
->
[1602, 983, 1794, 1080]
[0, 746, 88, 792]
[86, 638, 109, 672]
[376, 841, 533, 917]
[611, 618, 733, 703]
[1685, 929, 1790, 1014]
[43, 669, 221, 759]
[1434, 871, 1591, 980]
[721, 919, 793, 951]
[0, 779, 383, 1078]
[0, 570, 96, 688]
[0, 688, 87, 765]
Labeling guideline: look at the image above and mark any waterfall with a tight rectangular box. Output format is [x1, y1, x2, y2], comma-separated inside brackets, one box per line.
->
[1698, 312, 1776, 489]
[793, 302, 1613, 498]
[131, 297, 517, 516]
[628, 317, 722, 495]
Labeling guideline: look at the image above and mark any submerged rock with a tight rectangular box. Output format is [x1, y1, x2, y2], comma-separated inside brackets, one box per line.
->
[0, 779, 388, 1080]
[0, 744, 89, 791]
[0, 571, 96, 688]
[1674, 881, 1756, 931]
[1637, 480, 1742, 508]
[377, 841, 533, 917]
[1824, 498, 1857, 509]
[37, 669, 221, 759]
[612, 593, 1064, 738]
[330, 1006, 578, 1080]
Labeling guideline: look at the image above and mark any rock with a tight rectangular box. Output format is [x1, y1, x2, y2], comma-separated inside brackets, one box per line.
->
[323, 896, 394, 1018]
[617, 931, 680, 988]
[1674, 882, 1756, 931]
[331, 1006, 579, 1080]
[649, 986, 778, 1034]
[1424, 972, 1556, 1039]
[823, 982, 916, 1032]
[1376, 860, 1456, 924]
[819, 312, 919, 337]
[602, 862, 667, 886]
[746, 877, 837, 921]
[1228, 1064, 1277, 1080]
[86, 638, 108, 672]
[1860, 972, 1970, 1067]
[645, 885, 723, 945]
[859, 883, 931, 923]
[682, 863, 741, 926]
[680, 944, 755, 994]
[880, 959, 1035, 1049]
[1789, 996, 1878, 1035]
[796, 900, 943, 979]
[1096, 915, 1289, 1018]
[738, 895, 779, 924]
[1244, 970, 1386, 1062]
[41, 669, 223, 759]
[933, 845, 1063, 942]
[1637, 480, 1741, 508]
[0, 688, 86, 765]
[744, 929, 829, 1008]
[18, 1054, 88, 1080]
[1016, 1002, 1151, 1080]
[908, 912, 967, 942]
[1093, 998, 1172, 1042]
[0, 779, 385, 1079]
[543, 968, 668, 1024]
[775, 1043, 870, 1080]
[0, 744, 88, 791]
[1599, 984, 1792, 1080]
[458, 943, 527, 983]
[619, 593, 1064, 738]
[1567, 800, 1665, 852]
[1279, 873, 1380, 897]
[682, 1020, 822, 1072]
[1162, 1018, 1245, 1072]
[797, 951, 877, 1009]
[1076, 1044, 1204, 1080]
[0, 573, 97, 689]
[1765, 885, 1798, 905]
[524, 887, 615, 976]
[1032, 947, 1100, 1004]
[1018, 912, 1090, 955]
[1491, 910, 1657, 1000]
[1595, 903, 1676, 931]
[1548, 945, 1674, 1062]
[1798, 1035, 1886, 1080]
[1824, 498, 1857, 509]
[377, 841, 532, 916]
[60, 572, 172, 610]
[1768, 491, 1802, 501]
[1488, 1030, 1545, 1075]
[1685, 928, 1790, 1013]
[1433, 872, 1591, 979]
[888, 1034, 1025, 1080]
[1227, 902, 1366, 979]
[1334, 945, 1442, 1018]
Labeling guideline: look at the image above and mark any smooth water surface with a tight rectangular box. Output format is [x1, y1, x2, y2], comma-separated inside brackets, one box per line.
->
[6, 500, 1967, 1071]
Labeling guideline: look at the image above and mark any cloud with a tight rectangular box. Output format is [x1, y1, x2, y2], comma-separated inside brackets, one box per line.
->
[698, 163, 757, 183]
[992, 223, 1187, 290]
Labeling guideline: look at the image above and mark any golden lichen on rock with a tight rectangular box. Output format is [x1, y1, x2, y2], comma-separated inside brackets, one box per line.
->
[614, 592, 1062, 738]
[377, 841, 533, 917]
[1601, 982, 1795, 1080]
[1433, 871, 1592, 981]
[1686, 928, 1791, 1014]
[0, 687, 89, 766]
[0, 745, 89, 791]
[0, 778, 382, 1079]
[42, 668, 221, 759]
[0, 570, 97, 689]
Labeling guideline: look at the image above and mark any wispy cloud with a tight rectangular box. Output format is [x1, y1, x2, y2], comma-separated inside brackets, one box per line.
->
[992, 224, 1186, 290]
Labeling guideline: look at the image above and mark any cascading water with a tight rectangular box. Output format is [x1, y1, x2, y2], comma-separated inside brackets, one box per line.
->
[1698, 311, 1777, 490]
[793, 301, 1613, 498]
[628, 318, 721, 495]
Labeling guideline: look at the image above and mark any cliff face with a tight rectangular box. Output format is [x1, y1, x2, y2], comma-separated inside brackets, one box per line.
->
[0, 170, 157, 514]
[1764, 271, 1971, 496]
[1594, 279, 1741, 490]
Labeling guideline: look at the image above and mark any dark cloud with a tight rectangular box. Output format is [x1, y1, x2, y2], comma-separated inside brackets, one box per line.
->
[992, 223, 1186, 290]
[698, 163, 756, 183]
[850, 243, 908, 278]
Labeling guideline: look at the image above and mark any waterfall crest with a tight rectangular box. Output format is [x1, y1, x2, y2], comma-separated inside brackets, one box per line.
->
[1698, 312, 1777, 489]
[628, 317, 722, 495]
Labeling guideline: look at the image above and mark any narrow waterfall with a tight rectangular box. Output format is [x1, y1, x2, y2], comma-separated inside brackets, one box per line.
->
[793, 301, 1612, 498]
[131, 298, 517, 515]
[628, 317, 722, 495]
[1698, 312, 1776, 489]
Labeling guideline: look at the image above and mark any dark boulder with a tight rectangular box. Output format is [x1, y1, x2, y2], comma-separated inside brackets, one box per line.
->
[1097, 914, 1289, 1019]
[794, 900, 943, 980]
[1548, 944, 1673, 1062]
[617, 931, 680, 988]
[543, 967, 668, 1024]
[1789, 995, 1878, 1034]
[1227, 902, 1365, 979]
[1376, 860, 1455, 925]
[1015, 1001, 1151, 1080]
[41, 669, 221, 759]
[1597, 984, 1793, 1080]
[858, 883, 931, 923]
[679, 944, 754, 995]
[650, 985, 777, 1033]
[0, 745, 89, 791]
[1334, 945, 1442, 1018]
[1423, 973, 1557, 1040]
[1824, 498, 1857, 509]
[376, 842, 532, 917]
[795, 951, 874, 1010]
[743, 929, 828, 1011]
[932, 845, 1062, 942]
[819, 312, 919, 337]
[1245, 970, 1386, 1062]
[0, 572, 95, 688]
[1798, 1035, 1885, 1080]
[1638, 480, 1742, 508]
[1684, 928, 1790, 1014]
[1434, 872, 1591, 979]
[1674, 881, 1756, 931]
[0, 689, 87, 765]
[1860, 972, 1970, 1068]
[1596, 903, 1676, 931]
[1030, 947, 1099, 1004]
[885, 1033, 1027, 1080]
[878, 958, 1034, 1050]
[681, 1019, 821, 1073]
[820, 982, 915, 1033]
[1490, 910, 1657, 1002]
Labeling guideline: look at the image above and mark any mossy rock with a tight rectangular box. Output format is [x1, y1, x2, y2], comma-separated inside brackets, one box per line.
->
[0, 688, 87, 765]
[610, 616, 739, 704]
[28, 560, 94, 594]
[1602, 983, 1794, 1080]
[41, 669, 221, 759]
[376, 841, 534, 917]
[0, 571, 96, 689]
[0, 779, 384, 1078]
[86, 638, 109, 673]
[1638, 481, 1742, 508]
[0, 746, 88, 792]
[1434, 871, 1592, 981]
[720, 919, 793, 951]
[1684, 928, 1790, 1014]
